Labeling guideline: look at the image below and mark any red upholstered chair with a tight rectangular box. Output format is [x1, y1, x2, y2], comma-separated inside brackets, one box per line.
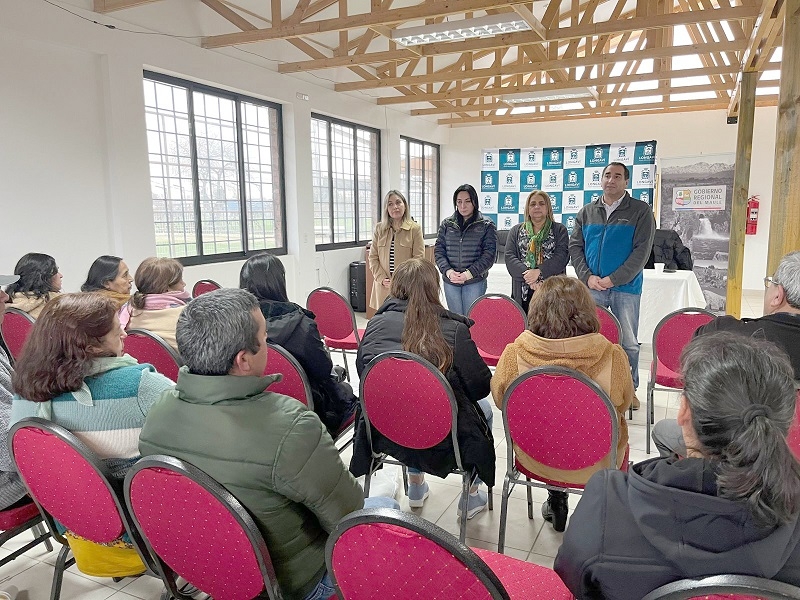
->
[124, 455, 283, 600]
[8, 418, 155, 600]
[191, 279, 221, 297]
[641, 574, 800, 600]
[266, 343, 313, 407]
[360, 351, 491, 544]
[498, 366, 628, 553]
[467, 294, 527, 367]
[646, 308, 715, 454]
[124, 328, 184, 382]
[786, 391, 800, 460]
[0, 307, 35, 362]
[306, 287, 364, 381]
[0, 499, 52, 568]
[326, 507, 572, 600]
[596, 305, 621, 345]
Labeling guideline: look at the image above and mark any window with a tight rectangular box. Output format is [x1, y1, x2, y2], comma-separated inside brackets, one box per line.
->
[143, 72, 286, 264]
[311, 114, 380, 247]
[399, 137, 440, 237]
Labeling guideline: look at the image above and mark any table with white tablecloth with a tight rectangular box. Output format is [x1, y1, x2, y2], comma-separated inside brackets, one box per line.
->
[487, 263, 707, 345]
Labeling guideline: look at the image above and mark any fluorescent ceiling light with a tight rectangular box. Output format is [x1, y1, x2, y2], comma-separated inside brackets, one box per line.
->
[391, 14, 531, 47]
[501, 87, 597, 103]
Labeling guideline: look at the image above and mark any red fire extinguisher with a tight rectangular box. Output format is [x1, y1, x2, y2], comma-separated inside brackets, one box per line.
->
[746, 195, 759, 235]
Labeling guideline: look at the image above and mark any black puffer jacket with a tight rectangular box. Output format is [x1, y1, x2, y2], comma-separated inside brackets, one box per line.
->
[435, 208, 497, 285]
[350, 298, 496, 486]
[555, 456, 800, 599]
[258, 299, 357, 434]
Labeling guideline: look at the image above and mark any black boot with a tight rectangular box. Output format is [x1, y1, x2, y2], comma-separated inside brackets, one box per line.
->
[541, 490, 569, 532]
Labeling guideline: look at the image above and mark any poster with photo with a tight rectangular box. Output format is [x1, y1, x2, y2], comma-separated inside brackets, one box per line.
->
[659, 154, 734, 312]
[480, 141, 657, 233]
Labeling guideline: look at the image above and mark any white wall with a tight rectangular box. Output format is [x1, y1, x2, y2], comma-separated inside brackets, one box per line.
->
[442, 108, 779, 290]
[0, 2, 448, 303]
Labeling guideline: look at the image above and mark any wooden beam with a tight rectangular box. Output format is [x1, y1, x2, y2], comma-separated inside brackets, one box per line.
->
[727, 71, 757, 318]
[512, 4, 548, 41]
[344, 40, 745, 92]
[93, 0, 162, 11]
[271, 0, 282, 27]
[199, 0, 256, 31]
[202, 0, 529, 47]
[278, 48, 419, 72]
[767, 0, 800, 275]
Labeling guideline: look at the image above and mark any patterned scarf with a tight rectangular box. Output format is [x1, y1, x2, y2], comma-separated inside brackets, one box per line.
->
[524, 219, 552, 269]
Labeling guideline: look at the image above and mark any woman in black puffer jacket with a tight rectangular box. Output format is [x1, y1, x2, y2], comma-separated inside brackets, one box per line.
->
[240, 253, 357, 435]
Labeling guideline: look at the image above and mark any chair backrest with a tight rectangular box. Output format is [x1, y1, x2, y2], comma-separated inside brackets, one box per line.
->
[652, 308, 716, 373]
[467, 294, 527, 358]
[785, 391, 800, 460]
[0, 308, 35, 361]
[502, 366, 620, 474]
[641, 574, 800, 600]
[265, 343, 313, 408]
[8, 418, 146, 556]
[360, 351, 461, 464]
[596, 305, 622, 345]
[192, 279, 221, 297]
[306, 287, 360, 343]
[326, 507, 509, 600]
[124, 455, 282, 600]
[124, 329, 184, 382]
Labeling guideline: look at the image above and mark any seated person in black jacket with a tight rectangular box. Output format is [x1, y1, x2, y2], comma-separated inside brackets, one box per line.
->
[555, 333, 800, 600]
[240, 253, 357, 434]
[645, 228, 694, 270]
[350, 258, 495, 519]
[653, 250, 800, 457]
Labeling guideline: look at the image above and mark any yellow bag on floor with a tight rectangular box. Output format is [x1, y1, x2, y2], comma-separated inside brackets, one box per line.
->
[64, 532, 146, 578]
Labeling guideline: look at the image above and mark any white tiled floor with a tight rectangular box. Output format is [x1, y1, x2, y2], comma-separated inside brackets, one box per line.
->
[0, 289, 765, 597]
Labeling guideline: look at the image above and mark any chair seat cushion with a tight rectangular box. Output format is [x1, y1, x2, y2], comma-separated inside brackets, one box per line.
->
[471, 547, 572, 599]
[653, 359, 682, 389]
[335, 412, 357, 439]
[478, 348, 500, 367]
[0, 499, 39, 531]
[324, 328, 366, 350]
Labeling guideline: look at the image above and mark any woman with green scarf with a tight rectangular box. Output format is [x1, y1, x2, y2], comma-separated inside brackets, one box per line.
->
[505, 190, 570, 314]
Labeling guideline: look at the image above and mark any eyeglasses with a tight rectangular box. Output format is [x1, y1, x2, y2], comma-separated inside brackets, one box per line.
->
[764, 276, 779, 289]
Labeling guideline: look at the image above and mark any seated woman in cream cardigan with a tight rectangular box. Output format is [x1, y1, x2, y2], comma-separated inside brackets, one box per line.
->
[125, 257, 190, 351]
[491, 275, 634, 533]
[368, 190, 424, 312]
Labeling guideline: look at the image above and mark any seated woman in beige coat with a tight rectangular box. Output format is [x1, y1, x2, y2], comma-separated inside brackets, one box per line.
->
[125, 257, 189, 351]
[368, 190, 424, 312]
[491, 275, 634, 533]
[7, 253, 62, 318]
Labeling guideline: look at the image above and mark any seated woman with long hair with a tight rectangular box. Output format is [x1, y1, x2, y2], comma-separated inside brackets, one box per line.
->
[491, 275, 634, 532]
[240, 253, 357, 434]
[81, 255, 133, 310]
[555, 333, 800, 599]
[7, 253, 63, 318]
[126, 257, 190, 351]
[10, 293, 173, 578]
[351, 258, 495, 518]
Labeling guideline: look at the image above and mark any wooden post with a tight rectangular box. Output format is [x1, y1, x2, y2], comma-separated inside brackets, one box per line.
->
[767, 0, 800, 275]
[726, 71, 756, 318]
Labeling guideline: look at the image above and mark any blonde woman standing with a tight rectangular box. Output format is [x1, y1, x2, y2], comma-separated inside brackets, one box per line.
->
[368, 190, 424, 312]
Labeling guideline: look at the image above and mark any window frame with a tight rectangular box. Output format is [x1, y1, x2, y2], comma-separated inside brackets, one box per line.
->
[143, 70, 287, 266]
[311, 113, 382, 251]
[399, 135, 441, 239]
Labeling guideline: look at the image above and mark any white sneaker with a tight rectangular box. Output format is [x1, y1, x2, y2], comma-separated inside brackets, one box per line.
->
[457, 489, 488, 520]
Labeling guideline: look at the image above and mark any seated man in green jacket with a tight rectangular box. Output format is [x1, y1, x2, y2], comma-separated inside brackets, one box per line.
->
[139, 288, 396, 600]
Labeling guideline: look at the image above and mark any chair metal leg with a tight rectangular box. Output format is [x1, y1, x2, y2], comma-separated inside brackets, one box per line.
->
[340, 349, 350, 381]
[646, 383, 654, 454]
[401, 465, 408, 495]
[364, 458, 374, 498]
[50, 545, 74, 600]
[498, 474, 512, 553]
[458, 471, 469, 544]
[526, 478, 533, 520]
[488, 487, 493, 511]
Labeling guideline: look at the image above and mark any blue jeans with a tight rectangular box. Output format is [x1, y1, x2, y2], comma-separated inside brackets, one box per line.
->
[408, 397, 494, 486]
[443, 279, 487, 315]
[303, 496, 400, 600]
[590, 289, 641, 388]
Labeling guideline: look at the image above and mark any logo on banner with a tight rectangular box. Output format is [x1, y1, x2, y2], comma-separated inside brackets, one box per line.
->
[570, 149, 578, 160]
[521, 171, 540, 192]
[590, 192, 601, 203]
[549, 192, 562, 213]
[543, 148, 563, 169]
[500, 149, 520, 169]
[483, 195, 492, 209]
[481, 171, 498, 192]
[565, 194, 582, 211]
[634, 141, 657, 164]
[639, 191, 650, 204]
[503, 216, 514, 228]
[672, 186, 727, 211]
[563, 169, 583, 191]
[586, 145, 610, 167]
[564, 214, 578, 235]
[498, 194, 519, 213]
[521, 148, 541, 169]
